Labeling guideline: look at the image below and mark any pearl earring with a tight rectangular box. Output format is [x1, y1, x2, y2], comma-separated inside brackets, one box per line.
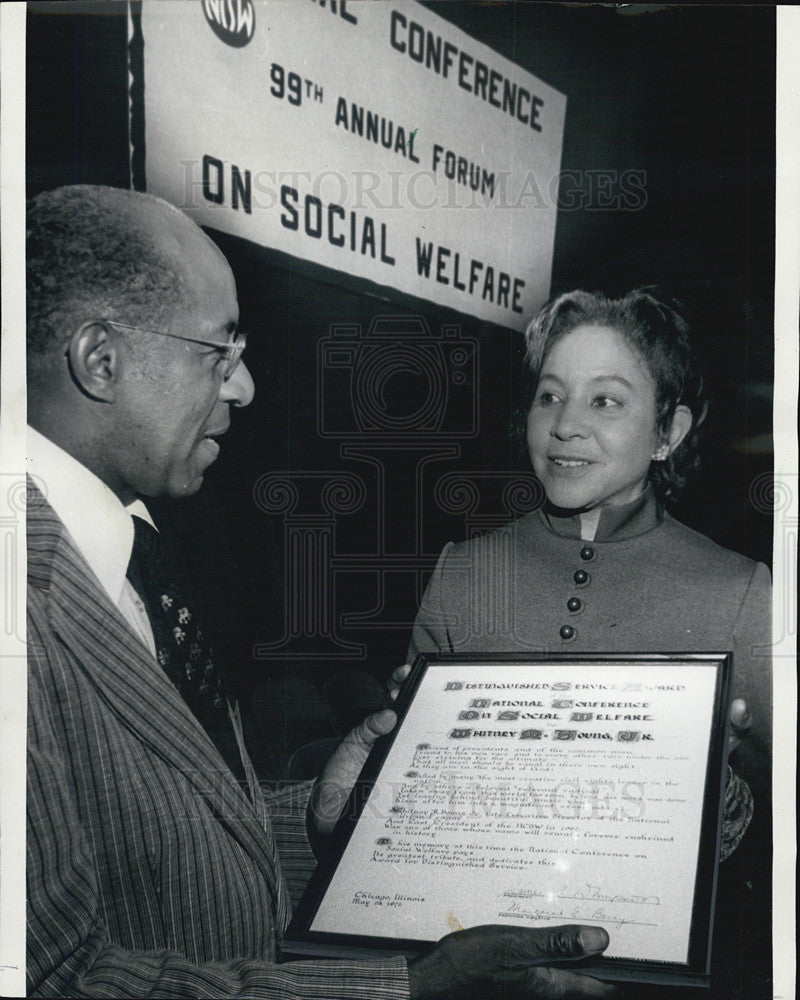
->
[652, 445, 669, 461]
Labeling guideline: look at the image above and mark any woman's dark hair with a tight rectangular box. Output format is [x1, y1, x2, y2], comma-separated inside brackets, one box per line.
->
[518, 286, 707, 503]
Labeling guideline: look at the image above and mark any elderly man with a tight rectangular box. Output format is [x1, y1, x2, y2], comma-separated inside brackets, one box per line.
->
[25, 185, 614, 998]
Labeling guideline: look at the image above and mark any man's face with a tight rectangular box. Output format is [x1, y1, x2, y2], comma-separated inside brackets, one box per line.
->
[112, 227, 254, 501]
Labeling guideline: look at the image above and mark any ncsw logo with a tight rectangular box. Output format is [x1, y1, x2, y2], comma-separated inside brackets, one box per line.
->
[203, 0, 256, 47]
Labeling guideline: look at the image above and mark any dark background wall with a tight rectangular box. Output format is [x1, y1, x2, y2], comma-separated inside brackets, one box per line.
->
[27, 2, 775, 730]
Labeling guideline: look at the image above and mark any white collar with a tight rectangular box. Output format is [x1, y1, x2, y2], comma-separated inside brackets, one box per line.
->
[27, 426, 156, 608]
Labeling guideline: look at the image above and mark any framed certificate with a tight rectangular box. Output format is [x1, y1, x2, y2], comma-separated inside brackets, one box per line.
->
[285, 653, 733, 987]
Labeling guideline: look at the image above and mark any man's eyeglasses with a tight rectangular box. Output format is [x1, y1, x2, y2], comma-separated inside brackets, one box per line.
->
[104, 320, 247, 380]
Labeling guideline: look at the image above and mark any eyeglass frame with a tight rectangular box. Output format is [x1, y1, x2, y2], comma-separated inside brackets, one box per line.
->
[103, 319, 247, 380]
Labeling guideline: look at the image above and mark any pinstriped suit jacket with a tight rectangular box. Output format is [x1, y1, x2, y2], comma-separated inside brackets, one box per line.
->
[27, 490, 409, 998]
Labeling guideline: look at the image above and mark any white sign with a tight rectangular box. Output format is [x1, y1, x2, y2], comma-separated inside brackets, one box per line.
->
[136, 0, 566, 331]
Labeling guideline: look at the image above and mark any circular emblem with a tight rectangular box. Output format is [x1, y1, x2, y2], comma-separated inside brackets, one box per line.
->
[202, 0, 256, 48]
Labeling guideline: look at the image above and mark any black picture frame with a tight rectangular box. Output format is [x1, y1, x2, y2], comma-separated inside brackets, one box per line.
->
[285, 651, 733, 988]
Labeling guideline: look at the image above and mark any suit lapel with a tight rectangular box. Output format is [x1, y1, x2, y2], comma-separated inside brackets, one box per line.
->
[28, 489, 284, 895]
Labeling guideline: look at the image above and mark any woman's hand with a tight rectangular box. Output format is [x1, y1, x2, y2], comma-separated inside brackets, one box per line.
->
[728, 698, 752, 756]
[309, 709, 397, 836]
[387, 663, 412, 702]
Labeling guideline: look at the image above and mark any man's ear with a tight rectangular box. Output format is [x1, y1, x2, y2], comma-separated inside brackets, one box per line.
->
[67, 322, 121, 401]
[664, 404, 693, 454]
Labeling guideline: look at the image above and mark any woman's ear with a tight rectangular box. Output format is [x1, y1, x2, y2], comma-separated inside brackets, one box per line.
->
[67, 322, 120, 401]
[663, 404, 693, 455]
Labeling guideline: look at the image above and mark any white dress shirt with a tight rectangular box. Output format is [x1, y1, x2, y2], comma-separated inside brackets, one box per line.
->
[27, 426, 157, 656]
[27, 427, 252, 783]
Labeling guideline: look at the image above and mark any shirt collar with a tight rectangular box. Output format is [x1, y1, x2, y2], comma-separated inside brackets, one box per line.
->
[538, 486, 663, 541]
[27, 426, 155, 607]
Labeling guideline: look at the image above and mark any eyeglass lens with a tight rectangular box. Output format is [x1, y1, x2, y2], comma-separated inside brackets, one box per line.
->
[224, 333, 246, 379]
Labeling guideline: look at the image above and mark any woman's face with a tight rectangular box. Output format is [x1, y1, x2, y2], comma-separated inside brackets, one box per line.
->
[527, 324, 662, 511]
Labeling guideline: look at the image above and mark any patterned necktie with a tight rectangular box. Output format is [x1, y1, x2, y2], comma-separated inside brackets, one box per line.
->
[126, 514, 244, 782]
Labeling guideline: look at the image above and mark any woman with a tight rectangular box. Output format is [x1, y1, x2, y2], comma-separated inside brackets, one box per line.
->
[405, 287, 772, 855]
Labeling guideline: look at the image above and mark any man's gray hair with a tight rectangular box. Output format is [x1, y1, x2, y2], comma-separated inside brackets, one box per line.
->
[27, 185, 192, 359]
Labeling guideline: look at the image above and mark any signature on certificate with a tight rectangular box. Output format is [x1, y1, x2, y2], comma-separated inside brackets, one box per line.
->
[497, 883, 661, 928]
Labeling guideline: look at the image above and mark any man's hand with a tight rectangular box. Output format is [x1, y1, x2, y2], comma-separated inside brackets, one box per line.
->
[309, 709, 397, 836]
[407, 924, 615, 999]
[728, 698, 752, 756]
